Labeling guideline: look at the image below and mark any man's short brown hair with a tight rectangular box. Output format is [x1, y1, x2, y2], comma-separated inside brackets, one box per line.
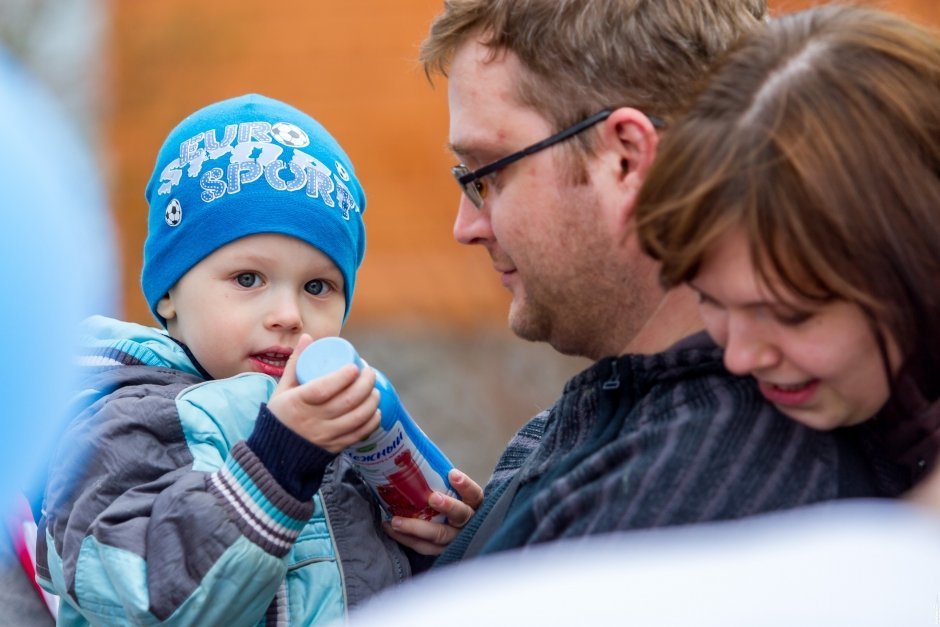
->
[421, 0, 767, 145]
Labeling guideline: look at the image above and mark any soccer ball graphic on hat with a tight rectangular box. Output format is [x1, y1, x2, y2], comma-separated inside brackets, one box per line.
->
[271, 122, 309, 148]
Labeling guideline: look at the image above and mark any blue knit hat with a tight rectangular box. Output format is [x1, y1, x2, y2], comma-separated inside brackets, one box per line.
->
[142, 93, 366, 325]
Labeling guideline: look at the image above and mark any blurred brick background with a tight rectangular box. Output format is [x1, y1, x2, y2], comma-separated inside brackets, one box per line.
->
[99, 0, 591, 481]
[3, 0, 938, 482]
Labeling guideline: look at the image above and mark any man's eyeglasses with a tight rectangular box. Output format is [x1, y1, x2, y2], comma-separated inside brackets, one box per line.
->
[451, 108, 666, 209]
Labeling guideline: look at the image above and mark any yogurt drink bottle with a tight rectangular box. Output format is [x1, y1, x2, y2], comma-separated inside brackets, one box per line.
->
[296, 336, 459, 522]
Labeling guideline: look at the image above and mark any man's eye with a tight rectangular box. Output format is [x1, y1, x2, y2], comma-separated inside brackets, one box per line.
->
[305, 279, 332, 296]
[236, 273, 260, 288]
[473, 177, 489, 199]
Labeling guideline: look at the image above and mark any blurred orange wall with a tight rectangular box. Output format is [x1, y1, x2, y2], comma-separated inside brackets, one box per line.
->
[107, 0, 507, 328]
[106, 1, 939, 328]
[772, 0, 938, 21]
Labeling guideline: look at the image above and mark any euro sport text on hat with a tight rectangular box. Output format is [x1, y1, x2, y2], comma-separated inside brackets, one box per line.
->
[141, 94, 367, 325]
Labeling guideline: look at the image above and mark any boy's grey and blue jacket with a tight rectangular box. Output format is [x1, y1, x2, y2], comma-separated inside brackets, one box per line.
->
[437, 332, 911, 565]
[37, 316, 420, 626]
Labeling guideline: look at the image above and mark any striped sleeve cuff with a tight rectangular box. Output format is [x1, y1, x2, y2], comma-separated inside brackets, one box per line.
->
[206, 441, 315, 557]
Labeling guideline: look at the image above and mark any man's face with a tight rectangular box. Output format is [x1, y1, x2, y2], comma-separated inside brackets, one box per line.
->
[447, 41, 623, 357]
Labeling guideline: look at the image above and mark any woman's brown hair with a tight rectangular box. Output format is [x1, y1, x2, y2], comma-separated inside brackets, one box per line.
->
[636, 4, 940, 405]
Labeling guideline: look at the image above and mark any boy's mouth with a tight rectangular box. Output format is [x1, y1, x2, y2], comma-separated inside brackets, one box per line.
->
[250, 350, 292, 377]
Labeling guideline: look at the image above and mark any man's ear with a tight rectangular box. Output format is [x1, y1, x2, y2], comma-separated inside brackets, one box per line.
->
[597, 107, 660, 228]
[156, 293, 176, 323]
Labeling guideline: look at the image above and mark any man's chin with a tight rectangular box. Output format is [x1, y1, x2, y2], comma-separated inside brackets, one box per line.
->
[508, 301, 550, 344]
[509, 301, 591, 357]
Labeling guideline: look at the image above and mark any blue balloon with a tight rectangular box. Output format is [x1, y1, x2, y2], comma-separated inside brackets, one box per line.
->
[0, 47, 116, 517]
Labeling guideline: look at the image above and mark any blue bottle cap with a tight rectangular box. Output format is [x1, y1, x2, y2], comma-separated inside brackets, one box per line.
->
[296, 336, 363, 384]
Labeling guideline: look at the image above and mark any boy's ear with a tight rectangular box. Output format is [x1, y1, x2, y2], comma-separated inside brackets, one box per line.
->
[156, 294, 177, 322]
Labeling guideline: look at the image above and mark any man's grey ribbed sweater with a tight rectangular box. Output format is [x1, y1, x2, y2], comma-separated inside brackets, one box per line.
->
[437, 332, 908, 566]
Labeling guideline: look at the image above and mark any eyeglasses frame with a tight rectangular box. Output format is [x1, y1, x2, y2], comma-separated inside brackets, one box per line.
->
[451, 108, 666, 209]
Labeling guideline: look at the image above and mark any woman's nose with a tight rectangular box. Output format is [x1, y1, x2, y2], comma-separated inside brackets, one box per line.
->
[722, 317, 781, 376]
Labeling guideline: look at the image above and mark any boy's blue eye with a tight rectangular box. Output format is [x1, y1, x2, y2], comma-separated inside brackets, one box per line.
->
[236, 273, 260, 288]
[305, 279, 331, 296]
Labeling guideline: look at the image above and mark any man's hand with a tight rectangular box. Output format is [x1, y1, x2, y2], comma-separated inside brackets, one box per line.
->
[382, 469, 484, 555]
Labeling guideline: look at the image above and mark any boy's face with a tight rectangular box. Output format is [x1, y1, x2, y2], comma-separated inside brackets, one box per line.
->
[157, 233, 346, 380]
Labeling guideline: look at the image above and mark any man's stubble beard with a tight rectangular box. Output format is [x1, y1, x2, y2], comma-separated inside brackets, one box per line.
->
[510, 271, 652, 359]
[505, 189, 645, 360]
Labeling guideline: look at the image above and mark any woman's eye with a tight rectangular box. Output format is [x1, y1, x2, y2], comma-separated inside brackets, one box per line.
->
[695, 291, 720, 309]
[235, 273, 261, 288]
[774, 308, 813, 326]
[305, 279, 332, 296]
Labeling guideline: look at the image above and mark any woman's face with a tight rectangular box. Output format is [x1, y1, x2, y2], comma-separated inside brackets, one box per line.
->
[691, 228, 896, 430]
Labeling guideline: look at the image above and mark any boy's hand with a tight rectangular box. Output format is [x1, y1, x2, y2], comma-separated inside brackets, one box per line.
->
[382, 469, 484, 555]
[267, 334, 381, 453]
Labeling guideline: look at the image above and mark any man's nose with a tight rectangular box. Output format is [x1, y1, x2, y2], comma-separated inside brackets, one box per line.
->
[453, 194, 494, 245]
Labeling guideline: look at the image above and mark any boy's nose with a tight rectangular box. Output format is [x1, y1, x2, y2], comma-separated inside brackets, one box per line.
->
[264, 293, 303, 332]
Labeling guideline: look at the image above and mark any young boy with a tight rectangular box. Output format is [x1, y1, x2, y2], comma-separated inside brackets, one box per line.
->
[35, 94, 478, 625]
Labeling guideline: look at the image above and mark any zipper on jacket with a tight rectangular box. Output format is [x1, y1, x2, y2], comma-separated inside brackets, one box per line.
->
[602, 359, 621, 390]
[320, 490, 350, 617]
